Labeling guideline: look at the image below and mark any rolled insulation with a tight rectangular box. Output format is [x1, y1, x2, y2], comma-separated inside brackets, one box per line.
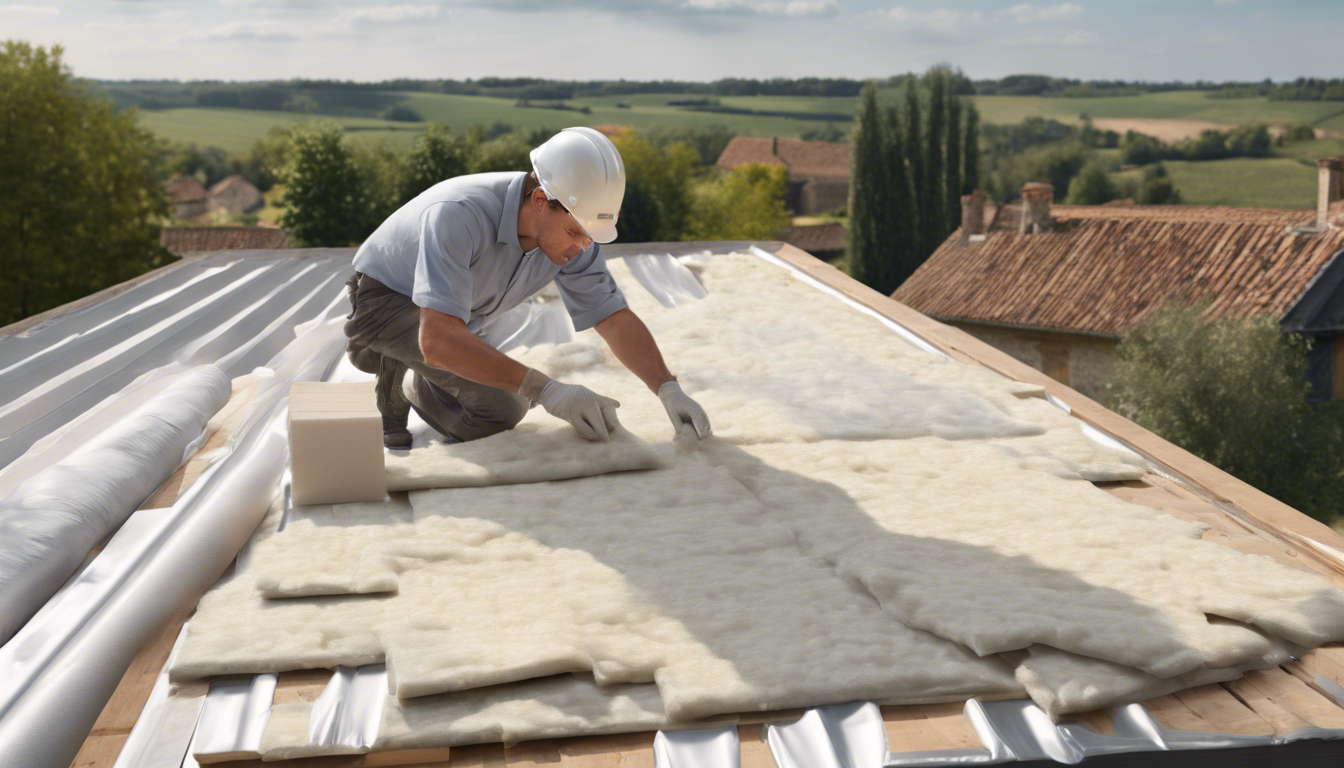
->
[0, 365, 232, 643]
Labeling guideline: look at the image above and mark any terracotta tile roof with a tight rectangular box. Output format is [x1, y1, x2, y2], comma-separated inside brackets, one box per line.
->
[784, 223, 847, 253]
[165, 177, 207, 204]
[893, 205, 1344, 338]
[160, 226, 289, 256]
[716, 137, 849, 180]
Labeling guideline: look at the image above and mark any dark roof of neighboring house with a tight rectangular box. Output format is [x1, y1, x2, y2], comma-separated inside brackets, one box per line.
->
[716, 137, 849, 179]
[207, 174, 260, 197]
[784, 223, 847, 253]
[160, 226, 289, 255]
[893, 204, 1344, 338]
[165, 177, 207, 204]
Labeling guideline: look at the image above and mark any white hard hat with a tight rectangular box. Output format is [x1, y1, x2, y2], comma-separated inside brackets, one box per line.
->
[529, 127, 625, 244]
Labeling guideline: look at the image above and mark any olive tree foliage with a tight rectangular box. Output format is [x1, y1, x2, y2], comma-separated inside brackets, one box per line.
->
[0, 41, 172, 325]
[1107, 300, 1344, 523]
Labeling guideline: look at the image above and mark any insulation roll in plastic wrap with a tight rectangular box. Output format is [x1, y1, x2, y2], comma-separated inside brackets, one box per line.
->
[0, 365, 232, 643]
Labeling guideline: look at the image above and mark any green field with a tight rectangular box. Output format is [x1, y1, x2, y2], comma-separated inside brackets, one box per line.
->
[970, 91, 1344, 128]
[124, 84, 1344, 211]
[1159, 158, 1319, 209]
[136, 107, 426, 154]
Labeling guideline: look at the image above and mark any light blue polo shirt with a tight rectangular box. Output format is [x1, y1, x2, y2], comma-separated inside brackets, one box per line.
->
[352, 171, 626, 338]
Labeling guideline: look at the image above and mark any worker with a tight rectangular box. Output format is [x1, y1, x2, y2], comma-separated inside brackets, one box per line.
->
[343, 126, 711, 449]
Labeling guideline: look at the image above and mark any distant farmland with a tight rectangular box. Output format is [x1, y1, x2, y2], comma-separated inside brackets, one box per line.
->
[106, 80, 1344, 210]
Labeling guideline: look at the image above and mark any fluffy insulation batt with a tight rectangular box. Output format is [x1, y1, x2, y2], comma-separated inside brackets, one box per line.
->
[172, 251, 1344, 753]
[178, 458, 1024, 722]
[259, 674, 671, 759]
[384, 422, 663, 492]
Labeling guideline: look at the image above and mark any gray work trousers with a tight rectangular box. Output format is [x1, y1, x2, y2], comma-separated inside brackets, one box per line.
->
[343, 272, 529, 442]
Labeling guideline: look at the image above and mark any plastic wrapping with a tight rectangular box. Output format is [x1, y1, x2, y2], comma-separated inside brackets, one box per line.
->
[0, 365, 232, 644]
[653, 725, 740, 768]
[0, 294, 349, 768]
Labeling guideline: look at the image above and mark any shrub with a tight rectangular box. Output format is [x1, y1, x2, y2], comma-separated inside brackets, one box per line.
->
[1107, 300, 1344, 523]
[381, 104, 423, 122]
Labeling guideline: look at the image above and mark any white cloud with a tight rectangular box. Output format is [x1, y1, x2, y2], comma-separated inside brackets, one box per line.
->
[1019, 28, 1097, 46]
[332, 4, 442, 26]
[186, 20, 302, 42]
[877, 7, 981, 33]
[1001, 3, 1083, 23]
[0, 4, 58, 16]
[680, 0, 837, 16]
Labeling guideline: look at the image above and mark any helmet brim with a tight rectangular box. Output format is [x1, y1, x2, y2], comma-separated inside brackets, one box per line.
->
[576, 216, 619, 244]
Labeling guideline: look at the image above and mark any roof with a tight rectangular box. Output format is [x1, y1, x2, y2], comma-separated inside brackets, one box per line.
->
[164, 177, 207, 204]
[160, 226, 289, 255]
[715, 136, 849, 179]
[783, 223, 847, 253]
[9, 242, 1344, 768]
[894, 204, 1344, 338]
[207, 174, 260, 197]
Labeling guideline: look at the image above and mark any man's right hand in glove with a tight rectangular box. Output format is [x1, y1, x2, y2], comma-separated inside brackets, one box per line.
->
[519, 368, 621, 441]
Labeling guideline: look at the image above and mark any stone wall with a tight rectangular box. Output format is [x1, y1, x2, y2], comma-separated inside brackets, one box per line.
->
[946, 321, 1119, 404]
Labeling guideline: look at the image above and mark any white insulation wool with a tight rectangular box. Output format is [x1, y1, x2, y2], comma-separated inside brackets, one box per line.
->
[384, 422, 663, 492]
[178, 459, 1023, 722]
[174, 252, 1344, 753]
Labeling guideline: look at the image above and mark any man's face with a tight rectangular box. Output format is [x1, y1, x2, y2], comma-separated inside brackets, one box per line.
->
[534, 192, 594, 266]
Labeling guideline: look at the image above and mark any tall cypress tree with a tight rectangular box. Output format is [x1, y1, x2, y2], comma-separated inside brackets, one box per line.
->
[847, 81, 891, 291]
[885, 106, 917, 289]
[903, 82, 926, 278]
[945, 92, 963, 235]
[963, 104, 981, 195]
[924, 70, 947, 257]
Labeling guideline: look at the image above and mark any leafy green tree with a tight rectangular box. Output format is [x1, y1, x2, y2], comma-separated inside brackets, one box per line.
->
[609, 129, 697, 242]
[1107, 300, 1344, 523]
[242, 124, 295, 191]
[1135, 163, 1181, 204]
[0, 41, 173, 325]
[398, 123, 471, 205]
[645, 124, 735, 166]
[353, 139, 401, 232]
[381, 104, 423, 122]
[469, 132, 532, 174]
[278, 121, 370, 246]
[683, 164, 790, 241]
[1065, 161, 1120, 204]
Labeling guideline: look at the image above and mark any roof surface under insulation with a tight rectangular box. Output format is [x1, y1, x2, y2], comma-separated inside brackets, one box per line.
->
[2, 243, 1344, 768]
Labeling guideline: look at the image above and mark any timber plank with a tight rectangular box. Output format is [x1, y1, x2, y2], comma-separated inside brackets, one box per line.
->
[1223, 668, 1344, 734]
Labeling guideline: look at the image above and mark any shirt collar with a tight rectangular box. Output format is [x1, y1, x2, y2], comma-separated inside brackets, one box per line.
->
[498, 172, 525, 247]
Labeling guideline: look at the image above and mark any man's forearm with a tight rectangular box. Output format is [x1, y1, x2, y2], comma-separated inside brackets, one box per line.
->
[594, 308, 674, 393]
[419, 308, 530, 393]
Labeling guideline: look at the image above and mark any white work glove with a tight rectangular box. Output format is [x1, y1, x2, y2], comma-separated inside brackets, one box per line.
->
[658, 380, 711, 439]
[520, 368, 622, 442]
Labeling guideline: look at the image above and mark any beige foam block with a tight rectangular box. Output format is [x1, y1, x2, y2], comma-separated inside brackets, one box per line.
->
[289, 381, 386, 506]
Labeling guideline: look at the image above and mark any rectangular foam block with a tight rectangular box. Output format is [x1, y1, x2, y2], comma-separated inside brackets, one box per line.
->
[288, 381, 386, 506]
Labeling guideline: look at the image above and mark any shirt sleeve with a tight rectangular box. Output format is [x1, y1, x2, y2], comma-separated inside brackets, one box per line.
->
[411, 202, 477, 323]
[554, 243, 628, 331]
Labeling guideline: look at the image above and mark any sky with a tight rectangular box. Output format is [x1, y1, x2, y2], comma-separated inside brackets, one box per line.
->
[0, 1, 1338, 84]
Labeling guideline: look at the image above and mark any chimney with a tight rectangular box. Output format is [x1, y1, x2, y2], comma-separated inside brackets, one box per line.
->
[771, 136, 779, 156]
[1019, 182, 1054, 234]
[960, 189, 986, 243]
[1319, 157, 1343, 231]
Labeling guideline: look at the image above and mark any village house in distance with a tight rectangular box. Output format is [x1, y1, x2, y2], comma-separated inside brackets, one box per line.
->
[894, 158, 1344, 403]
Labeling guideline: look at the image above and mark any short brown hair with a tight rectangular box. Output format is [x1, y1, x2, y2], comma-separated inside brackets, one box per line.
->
[522, 171, 568, 213]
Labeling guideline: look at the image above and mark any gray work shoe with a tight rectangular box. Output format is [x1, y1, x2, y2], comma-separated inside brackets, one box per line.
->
[382, 415, 413, 450]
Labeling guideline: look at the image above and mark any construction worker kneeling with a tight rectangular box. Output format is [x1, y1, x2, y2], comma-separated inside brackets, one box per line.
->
[344, 127, 711, 448]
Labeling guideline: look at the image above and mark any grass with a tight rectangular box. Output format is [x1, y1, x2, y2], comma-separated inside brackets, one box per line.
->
[1161, 158, 1318, 209]
[136, 108, 425, 154]
[970, 91, 1344, 128]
